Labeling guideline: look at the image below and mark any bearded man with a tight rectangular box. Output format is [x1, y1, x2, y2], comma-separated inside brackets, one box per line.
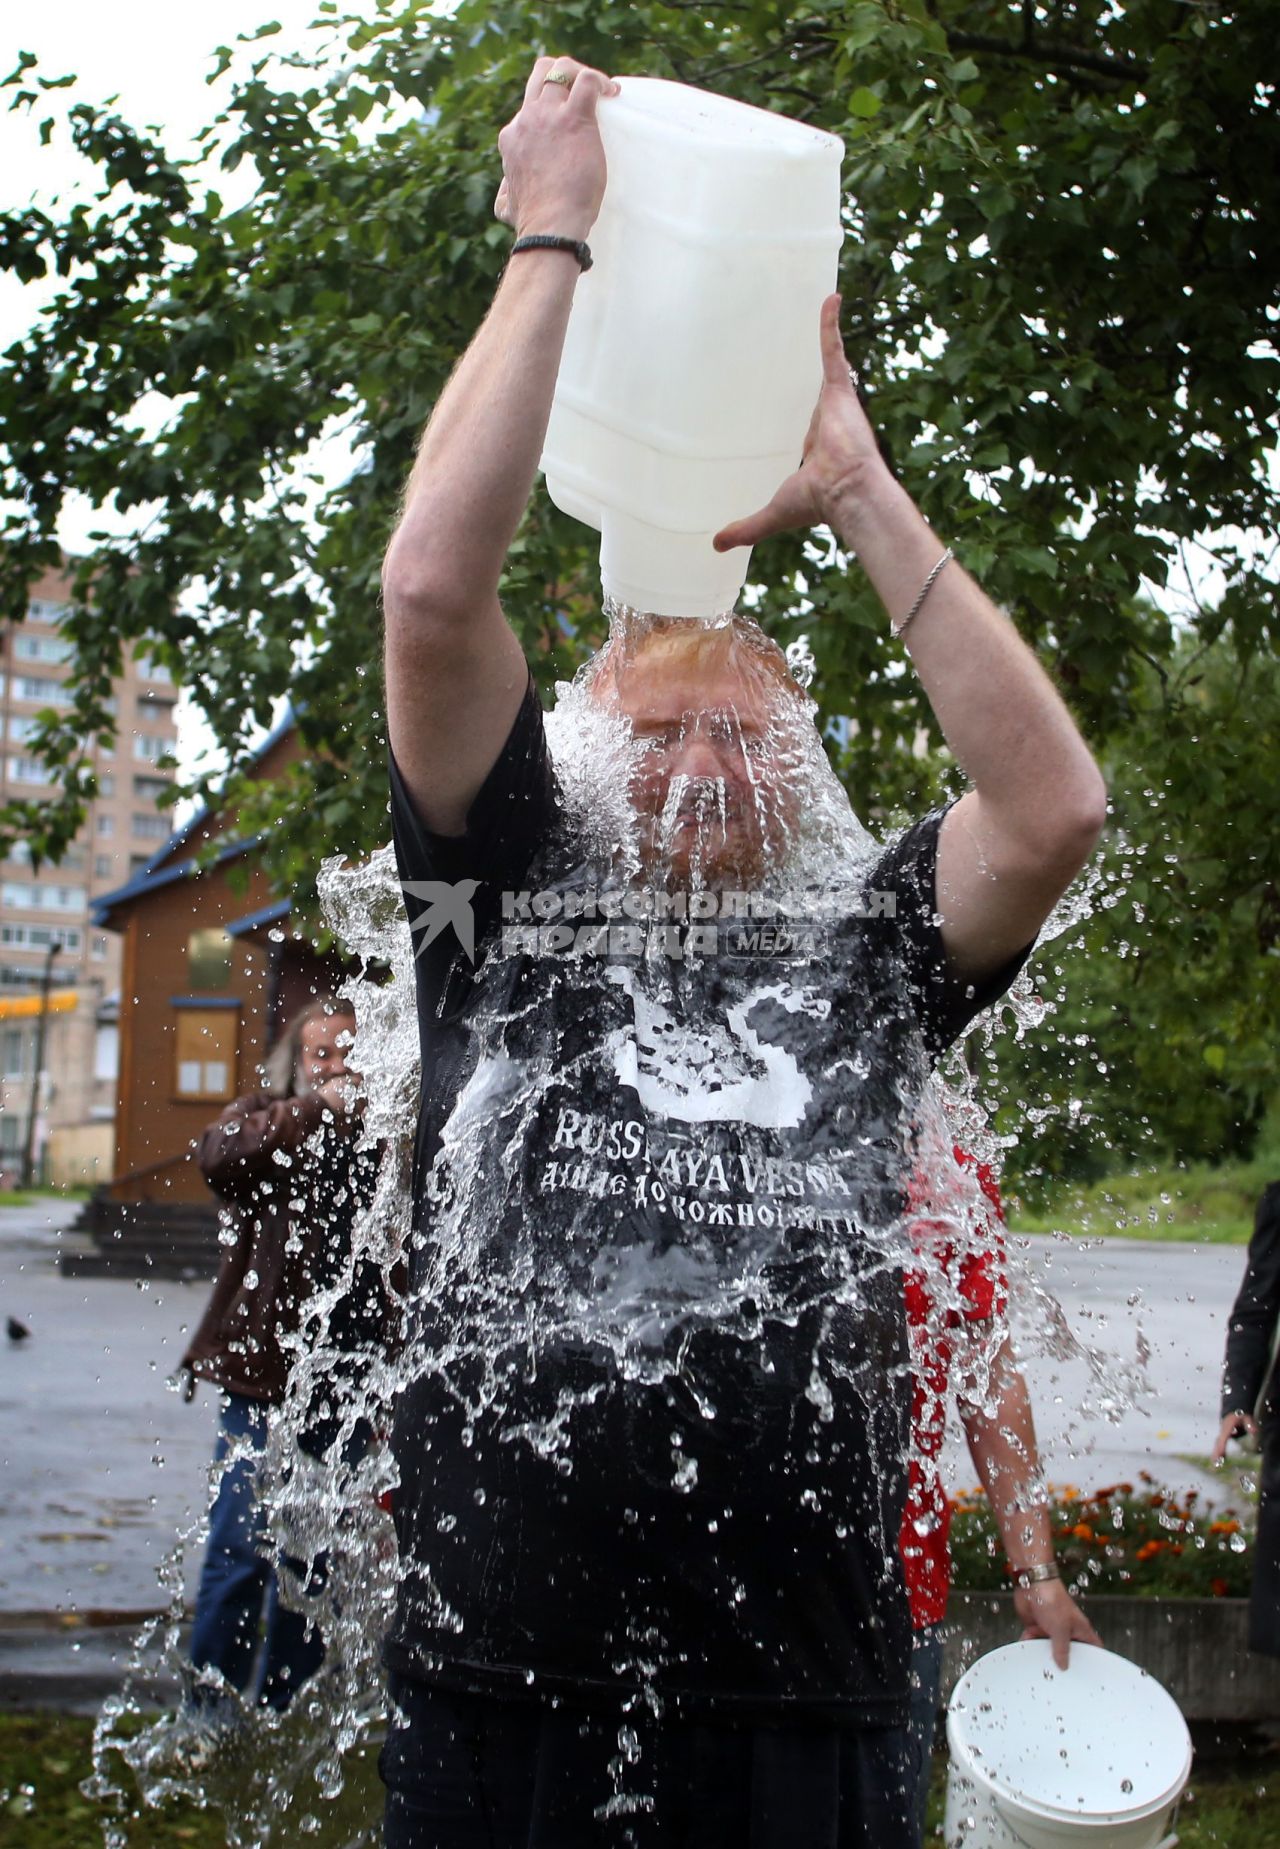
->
[377, 54, 1106, 1849]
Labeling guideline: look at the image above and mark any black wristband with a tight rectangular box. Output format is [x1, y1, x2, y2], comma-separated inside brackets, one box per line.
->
[510, 234, 593, 272]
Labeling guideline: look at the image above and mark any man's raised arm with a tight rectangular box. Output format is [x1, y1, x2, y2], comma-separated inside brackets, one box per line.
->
[382, 57, 618, 836]
[715, 296, 1107, 983]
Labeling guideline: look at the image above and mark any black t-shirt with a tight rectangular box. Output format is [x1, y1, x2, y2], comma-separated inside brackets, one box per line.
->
[385, 676, 1026, 1725]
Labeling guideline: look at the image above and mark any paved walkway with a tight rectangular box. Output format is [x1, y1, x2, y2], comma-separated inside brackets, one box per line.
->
[941, 1232, 1251, 1503]
[0, 1199, 217, 1618]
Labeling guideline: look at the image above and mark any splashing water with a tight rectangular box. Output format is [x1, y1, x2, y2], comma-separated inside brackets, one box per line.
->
[92, 603, 1149, 1841]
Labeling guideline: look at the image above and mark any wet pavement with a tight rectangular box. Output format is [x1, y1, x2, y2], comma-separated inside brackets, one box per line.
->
[0, 1198, 1256, 1706]
[0, 1198, 217, 1620]
[940, 1231, 1253, 1504]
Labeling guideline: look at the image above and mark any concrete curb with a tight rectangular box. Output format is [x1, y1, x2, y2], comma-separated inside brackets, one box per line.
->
[0, 1612, 185, 1716]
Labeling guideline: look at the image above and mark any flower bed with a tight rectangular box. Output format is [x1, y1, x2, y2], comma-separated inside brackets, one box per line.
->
[949, 1473, 1255, 1599]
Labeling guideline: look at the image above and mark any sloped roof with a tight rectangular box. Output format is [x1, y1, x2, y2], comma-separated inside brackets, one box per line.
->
[225, 898, 292, 940]
[90, 834, 264, 930]
[93, 706, 299, 931]
[137, 705, 297, 879]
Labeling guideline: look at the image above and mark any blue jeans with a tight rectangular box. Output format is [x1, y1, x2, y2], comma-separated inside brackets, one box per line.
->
[188, 1392, 326, 1712]
[905, 1623, 945, 1847]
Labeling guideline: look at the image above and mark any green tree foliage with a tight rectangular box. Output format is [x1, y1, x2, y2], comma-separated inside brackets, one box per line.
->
[986, 630, 1280, 1191]
[1, 2, 1276, 1172]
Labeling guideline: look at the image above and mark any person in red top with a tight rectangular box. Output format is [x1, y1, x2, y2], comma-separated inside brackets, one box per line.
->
[901, 1148, 1101, 1844]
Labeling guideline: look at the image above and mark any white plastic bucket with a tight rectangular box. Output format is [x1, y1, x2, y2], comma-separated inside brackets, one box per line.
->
[944, 1641, 1192, 1849]
[541, 76, 844, 620]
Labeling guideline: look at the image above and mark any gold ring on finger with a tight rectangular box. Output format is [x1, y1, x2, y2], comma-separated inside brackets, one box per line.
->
[543, 70, 574, 88]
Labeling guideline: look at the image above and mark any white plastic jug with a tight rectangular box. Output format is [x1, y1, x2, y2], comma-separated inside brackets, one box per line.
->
[540, 77, 844, 619]
[945, 1641, 1192, 1849]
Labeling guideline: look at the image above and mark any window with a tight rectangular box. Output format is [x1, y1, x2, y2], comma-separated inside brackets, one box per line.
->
[0, 1111, 22, 1156]
[26, 599, 67, 626]
[96, 814, 115, 838]
[7, 716, 36, 743]
[129, 853, 150, 873]
[0, 924, 81, 951]
[94, 854, 113, 879]
[96, 773, 115, 797]
[132, 812, 171, 841]
[14, 633, 72, 664]
[134, 653, 172, 684]
[133, 775, 170, 801]
[174, 1005, 239, 1102]
[15, 676, 70, 705]
[132, 734, 169, 762]
[7, 853, 84, 880]
[91, 935, 108, 960]
[8, 758, 54, 786]
[2, 1027, 27, 1078]
[1, 882, 86, 913]
[188, 928, 232, 991]
[94, 1022, 119, 1082]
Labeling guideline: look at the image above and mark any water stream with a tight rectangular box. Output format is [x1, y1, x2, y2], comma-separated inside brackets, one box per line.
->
[87, 607, 1148, 1843]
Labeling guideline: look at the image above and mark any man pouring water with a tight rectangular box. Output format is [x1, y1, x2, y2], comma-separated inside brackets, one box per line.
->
[379, 53, 1106, 1846]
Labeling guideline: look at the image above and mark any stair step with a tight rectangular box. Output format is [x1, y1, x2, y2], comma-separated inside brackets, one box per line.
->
[59, 1196, 223, 1282]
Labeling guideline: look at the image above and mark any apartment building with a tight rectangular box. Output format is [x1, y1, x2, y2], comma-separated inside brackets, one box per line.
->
[0, 563, 179, 1184]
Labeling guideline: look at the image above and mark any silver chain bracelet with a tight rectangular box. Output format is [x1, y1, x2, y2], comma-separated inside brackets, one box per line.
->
[891, 547, 955, 643]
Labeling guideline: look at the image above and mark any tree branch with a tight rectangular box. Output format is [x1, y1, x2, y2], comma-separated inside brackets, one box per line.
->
[946, 31, 1148, 85]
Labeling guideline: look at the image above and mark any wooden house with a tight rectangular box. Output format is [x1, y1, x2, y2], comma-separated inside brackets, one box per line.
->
[65, 717, 349, 1277]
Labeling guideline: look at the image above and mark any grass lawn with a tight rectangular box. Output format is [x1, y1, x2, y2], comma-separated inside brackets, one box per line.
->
[1012, 1213, 1252, 1245]
[2, 1711, 1277, 1846]
[2, 1711, 221, 1847]
[0, 1711, 382, 1847]
[0, 1186, 91, 1208]
[1006, 1147, 1280, 1246]
[929, 1743, 1280, 1847]
[925, 1750, 1280, 1847]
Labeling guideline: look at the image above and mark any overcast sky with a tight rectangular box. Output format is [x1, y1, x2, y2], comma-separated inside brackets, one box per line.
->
[0, 1, 349, 336]
[1, 3, 377, 780]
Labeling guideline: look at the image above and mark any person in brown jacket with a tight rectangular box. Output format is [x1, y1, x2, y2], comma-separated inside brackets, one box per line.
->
[182, 994, 383, 1713]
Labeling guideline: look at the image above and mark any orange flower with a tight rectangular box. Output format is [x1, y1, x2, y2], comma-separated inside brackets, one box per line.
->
[1072, 1522, 1094, 1541]
[1136, 1541, 1163, 1562]
[1208, 1520, 1240, 1536]
[1210, 1577, 1229, 1598]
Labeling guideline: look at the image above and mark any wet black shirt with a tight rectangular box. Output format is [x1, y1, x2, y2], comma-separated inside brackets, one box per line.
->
[385, 678, 1025, 1724]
